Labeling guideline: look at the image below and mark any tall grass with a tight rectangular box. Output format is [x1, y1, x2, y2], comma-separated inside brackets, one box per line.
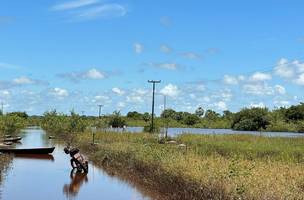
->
[73, 132, 304, 200]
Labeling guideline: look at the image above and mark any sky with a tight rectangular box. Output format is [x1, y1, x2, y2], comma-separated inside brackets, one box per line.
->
[1, 0, 304, 116]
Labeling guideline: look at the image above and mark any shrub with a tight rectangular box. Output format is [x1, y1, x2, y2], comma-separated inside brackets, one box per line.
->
[232, 108, 270, 131]
[108, 111, 126, 128]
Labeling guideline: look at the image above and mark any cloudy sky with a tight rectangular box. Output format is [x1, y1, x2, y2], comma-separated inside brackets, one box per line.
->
[1, 0, 304, 115]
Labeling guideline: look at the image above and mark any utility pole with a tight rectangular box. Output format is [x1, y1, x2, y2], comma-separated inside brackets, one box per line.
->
[98, 105, 103, 118]
[148, 80, 161, 133]
[163, 95, 168, 138]
[1, 102, 3, 115]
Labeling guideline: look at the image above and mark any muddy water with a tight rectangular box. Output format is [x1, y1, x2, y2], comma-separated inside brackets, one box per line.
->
[0, 128, 152, 200]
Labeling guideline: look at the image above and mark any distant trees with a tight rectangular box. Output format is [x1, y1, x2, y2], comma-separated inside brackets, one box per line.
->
[284, 103, 304, 121]
[232, 108, 270, 131]
[195, 107, 204, 117]
[7, 111, 29, 119]
[126, 111, 142, 119]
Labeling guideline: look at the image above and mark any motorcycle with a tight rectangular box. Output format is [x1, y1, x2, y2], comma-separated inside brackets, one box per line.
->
[64, 146, 89, 173]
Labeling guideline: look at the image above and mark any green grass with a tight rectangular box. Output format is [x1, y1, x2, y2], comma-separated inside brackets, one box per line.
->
[71, 132, 304, 200]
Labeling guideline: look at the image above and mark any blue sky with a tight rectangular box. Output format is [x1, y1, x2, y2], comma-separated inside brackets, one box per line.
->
[1, 0, 304, 115]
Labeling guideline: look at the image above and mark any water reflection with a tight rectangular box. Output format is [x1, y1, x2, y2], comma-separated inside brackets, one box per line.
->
[63, 169, 88, 199]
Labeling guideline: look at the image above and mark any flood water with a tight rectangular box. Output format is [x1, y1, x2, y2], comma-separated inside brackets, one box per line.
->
[0, 128, 152, 200]
[109, 127, 304, 138]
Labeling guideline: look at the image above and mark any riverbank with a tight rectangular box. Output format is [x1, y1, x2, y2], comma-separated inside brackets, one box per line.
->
[71, 132, 304, 200]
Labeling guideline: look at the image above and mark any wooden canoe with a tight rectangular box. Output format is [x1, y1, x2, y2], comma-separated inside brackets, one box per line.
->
[2, 137, 22, 143]
[0, 147, 55, 154]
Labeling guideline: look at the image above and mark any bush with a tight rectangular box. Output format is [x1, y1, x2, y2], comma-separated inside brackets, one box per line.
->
[0, 115, 26, 135]
[183, 114, 199, 126]
[232, 108, 270, 131]
[108, 111, 126, 128]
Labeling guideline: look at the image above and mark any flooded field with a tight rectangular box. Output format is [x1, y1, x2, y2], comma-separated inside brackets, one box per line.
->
[109, 127, 304, 138]
[0, 128, 153, 200]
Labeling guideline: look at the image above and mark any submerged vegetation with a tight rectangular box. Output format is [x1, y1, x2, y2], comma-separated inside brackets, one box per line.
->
[0, 113, 27, 136]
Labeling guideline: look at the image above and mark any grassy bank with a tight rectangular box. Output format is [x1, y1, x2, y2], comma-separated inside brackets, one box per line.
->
[70, 132, 304, 200]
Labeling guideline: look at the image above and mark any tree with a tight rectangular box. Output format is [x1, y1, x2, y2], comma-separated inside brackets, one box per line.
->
[142, 112, 151, 122]
[232, 107, 270, 131]
[195, 107, 205, 117]
[8, 111, 28, 119]
[183, 114, 200, 125]
[204, 110, 220, 120]
[161, 109, 177, 119]
[284, 103, 304, 121]
[127, 111, 142, 119]
[108, 111, 126, 128]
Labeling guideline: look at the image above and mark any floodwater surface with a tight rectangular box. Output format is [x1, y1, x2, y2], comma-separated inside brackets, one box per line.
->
[109, 127, 304, 137]
[0, 128, 152, 200]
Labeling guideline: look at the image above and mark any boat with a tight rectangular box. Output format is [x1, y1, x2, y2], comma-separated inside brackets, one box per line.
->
[2, 136, 22, 143]
[0, 147, 55, 154]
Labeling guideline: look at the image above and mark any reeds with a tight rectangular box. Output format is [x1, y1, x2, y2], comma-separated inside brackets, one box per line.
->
[74, 132, 304, 199]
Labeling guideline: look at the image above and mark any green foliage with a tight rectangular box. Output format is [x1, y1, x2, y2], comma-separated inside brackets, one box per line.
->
[142, 112, 151, 122]
[195, 107, 204, 117]
[0, 115, 26, 135]
[232, 108, 270, 131]
[7, 111, 28, 119]
[183, 113, 199, 125]
[285, 103, 304, 121]
[126, 111, 142, 119]
[108, 111, 126, 128]
[204, 109, 221, 120]
[41, 110, 87, 142]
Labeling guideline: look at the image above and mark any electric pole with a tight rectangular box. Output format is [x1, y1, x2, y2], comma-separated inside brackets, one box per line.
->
[1, 102, 3, 115]
[148, 80, 161, 133]
[98, 105, 103, 118]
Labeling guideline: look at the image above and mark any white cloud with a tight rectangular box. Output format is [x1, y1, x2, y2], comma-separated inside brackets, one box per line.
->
[117, 102, 125, 108]
[58, 68, 105, 82]
[249, 102, 265, 108]
[13, 76, 34, 85]
[0, 90, 10, 98]
[160, 44, 172, 53]
[147, 62, 178, 70]
[76, 4, 127, 20]
[294, 73, 304, 85]
[126, 96, 144, 103]
[249, 72, 272, 82]
[134, 43, 144, 54]
[214, 101, 227, 110]
[160, 84, 180, 97]
[196, 84, 206, 91]
[0, 62, 21, 70]
[181, 52, 201, 60]
[112, 87, 125, 95]
[243, 83, 274, 95]
[223, 75, 238, 85]
[274, 100, 290, 107]
[84, 68, 105, 79]
[274, 85, 286, 95]
[274, 58, 295, 79]
[51, 0, 99, 11]
[50, 88, 69, 99]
